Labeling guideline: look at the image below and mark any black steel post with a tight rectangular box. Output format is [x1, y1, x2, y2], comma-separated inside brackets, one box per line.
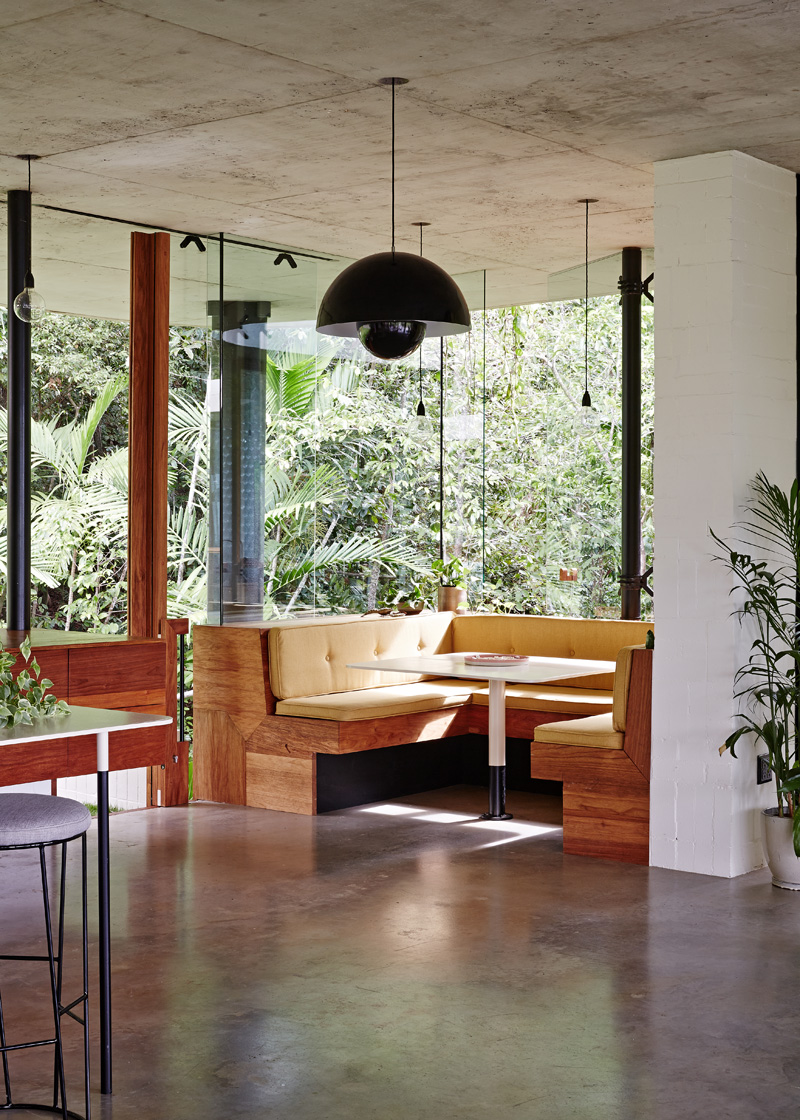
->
[620, 247, 643, 620]
[796, 175, 799, 487]
[7, 190, 31, 630]
[439, 337, 444, 562]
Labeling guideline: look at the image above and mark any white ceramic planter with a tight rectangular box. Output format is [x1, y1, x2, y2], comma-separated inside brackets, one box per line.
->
[761, 808, 800, 890]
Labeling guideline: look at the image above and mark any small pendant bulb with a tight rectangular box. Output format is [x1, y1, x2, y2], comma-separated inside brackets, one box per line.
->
[13, 157, 46, 324]
[579, 199, 598, 428]
[413, 221, 431, 422]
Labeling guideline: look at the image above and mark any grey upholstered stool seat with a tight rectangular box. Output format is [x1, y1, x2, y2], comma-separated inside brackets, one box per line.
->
[0, 792, 91, 848]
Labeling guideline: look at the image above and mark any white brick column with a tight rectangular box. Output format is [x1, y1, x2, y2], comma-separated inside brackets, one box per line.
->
[651, 150, 796, 877]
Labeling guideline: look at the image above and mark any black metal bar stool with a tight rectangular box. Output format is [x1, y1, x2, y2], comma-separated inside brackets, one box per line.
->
[0, 793, 92, 1120]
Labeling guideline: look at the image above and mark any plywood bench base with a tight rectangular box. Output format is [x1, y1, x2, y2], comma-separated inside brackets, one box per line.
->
[562, 773, 649, 864]
[531, 648, 652, 865]
[195, 702, 473, 814]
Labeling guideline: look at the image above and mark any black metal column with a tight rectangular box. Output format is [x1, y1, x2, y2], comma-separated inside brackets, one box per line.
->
[620, 247, 642, 621]
[6, 190, 31, 631]
[796, 175, 799, 487]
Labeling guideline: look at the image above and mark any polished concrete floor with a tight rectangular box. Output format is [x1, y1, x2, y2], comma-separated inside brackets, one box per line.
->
[1, 786, 799, 1120]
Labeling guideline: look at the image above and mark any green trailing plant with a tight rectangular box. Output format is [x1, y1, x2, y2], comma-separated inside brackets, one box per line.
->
[432, 556, 470, 588]
[712, 472, 800, 855]
[0, 638, 70, 727]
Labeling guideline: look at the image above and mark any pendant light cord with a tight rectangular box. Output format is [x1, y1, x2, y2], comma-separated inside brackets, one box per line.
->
[419, 223, 424, 399]
[27, 157, 34, 284]
[391, 79, 396, 257]
[584, 198, 589, 395]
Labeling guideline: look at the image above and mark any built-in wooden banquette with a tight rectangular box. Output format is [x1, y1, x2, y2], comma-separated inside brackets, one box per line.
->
[0, 628, 181, 802]
[532, 645, 653, 864]
[194, 613, 651, 817]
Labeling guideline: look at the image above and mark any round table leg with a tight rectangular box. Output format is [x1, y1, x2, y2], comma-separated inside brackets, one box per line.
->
[480, 678, 513, 821]
[96, 731, 112, 1095]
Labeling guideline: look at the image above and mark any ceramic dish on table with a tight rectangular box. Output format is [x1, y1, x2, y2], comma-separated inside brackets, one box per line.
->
[463, 653, 529, 666]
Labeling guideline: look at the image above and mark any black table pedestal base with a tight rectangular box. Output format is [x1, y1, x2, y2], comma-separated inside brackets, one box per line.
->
[481, 765, 514, 821]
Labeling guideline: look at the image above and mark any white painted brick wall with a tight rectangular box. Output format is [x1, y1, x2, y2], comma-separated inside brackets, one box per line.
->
[1, 781, 52, 795]
[652, 150, 796, 877]
[57, 768, 148, 811]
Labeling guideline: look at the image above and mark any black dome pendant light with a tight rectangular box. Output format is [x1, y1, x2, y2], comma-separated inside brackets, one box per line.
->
[316, 78, 471, 361]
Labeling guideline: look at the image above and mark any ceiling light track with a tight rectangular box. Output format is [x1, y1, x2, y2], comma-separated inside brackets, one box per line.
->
[31, 203, 333, 262]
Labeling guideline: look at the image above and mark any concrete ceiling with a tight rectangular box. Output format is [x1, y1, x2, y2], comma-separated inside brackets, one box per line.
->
[1, 0, 799, 320]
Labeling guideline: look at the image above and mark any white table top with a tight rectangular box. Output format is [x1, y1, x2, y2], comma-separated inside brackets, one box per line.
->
[348, 652, 615, 685]
[0, 706, 172, 747]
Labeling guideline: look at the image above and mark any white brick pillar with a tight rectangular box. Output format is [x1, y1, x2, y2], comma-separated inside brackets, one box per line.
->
[651, 150, 796, 877]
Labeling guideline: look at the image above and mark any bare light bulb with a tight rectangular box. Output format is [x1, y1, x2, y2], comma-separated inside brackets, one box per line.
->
[13, 272, 46, 323]
[409, 399, 433, 444]
[579, 388, 600, 428]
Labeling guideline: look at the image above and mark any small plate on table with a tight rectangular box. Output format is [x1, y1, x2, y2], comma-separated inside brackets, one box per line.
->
[464, 653, 529, 666]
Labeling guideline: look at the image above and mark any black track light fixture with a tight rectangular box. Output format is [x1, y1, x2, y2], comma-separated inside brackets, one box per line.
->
[316, 78, 470, 361]
[179, 234, 207, 252]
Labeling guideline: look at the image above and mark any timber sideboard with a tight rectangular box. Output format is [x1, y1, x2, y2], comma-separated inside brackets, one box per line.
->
[0, 629, 178, 799]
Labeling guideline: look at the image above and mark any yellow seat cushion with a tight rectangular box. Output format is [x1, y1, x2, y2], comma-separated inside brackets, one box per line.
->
[533, 713, 623, 750]
[274, 679, 472, 721]
[470, 684, 613, 716]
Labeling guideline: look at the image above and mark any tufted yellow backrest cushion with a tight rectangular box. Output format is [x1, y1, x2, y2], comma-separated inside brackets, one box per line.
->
[451, 615, 651, 690]
[268, 613, 455, 700]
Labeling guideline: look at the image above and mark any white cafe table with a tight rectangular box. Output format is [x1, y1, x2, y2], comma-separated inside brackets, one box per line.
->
[0, 706, 172, 1095]
[348, 653, 614, 820]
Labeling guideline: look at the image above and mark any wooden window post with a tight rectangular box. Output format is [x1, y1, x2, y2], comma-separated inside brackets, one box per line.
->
[128, 231, 187, 805]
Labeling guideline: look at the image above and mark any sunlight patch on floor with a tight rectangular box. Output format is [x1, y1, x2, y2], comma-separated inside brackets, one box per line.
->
[358, 802, 561, 846]
[465, 819, 559, 848]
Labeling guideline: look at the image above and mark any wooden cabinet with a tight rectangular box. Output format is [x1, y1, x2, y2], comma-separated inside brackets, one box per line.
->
[0, 629, 171, 795]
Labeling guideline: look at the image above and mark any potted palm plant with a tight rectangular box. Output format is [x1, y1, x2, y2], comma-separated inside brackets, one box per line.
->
[713, 472, 800, 888]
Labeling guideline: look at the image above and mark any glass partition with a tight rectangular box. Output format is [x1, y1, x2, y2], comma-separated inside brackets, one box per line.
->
[202, 234, 652, 623]
[0, 205, 137, 632]
[207, 235, 327, 622]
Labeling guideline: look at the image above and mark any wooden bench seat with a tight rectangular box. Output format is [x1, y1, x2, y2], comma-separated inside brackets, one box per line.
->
[531, 646, 652, 864]
[194, 614, 651, 815]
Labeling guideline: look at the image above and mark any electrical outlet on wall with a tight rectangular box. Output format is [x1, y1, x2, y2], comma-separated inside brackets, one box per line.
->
[756, 754, 772, 785]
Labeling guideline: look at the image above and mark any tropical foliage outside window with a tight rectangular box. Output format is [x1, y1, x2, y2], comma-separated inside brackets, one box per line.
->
[0, 294, 653, 635]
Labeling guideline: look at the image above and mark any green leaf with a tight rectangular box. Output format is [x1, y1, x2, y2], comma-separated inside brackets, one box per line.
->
[19, 637, 31, 662]
[721, 726, 750, 758]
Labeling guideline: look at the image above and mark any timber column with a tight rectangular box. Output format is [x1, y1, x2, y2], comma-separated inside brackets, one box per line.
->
[128, 231, 170, 639]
